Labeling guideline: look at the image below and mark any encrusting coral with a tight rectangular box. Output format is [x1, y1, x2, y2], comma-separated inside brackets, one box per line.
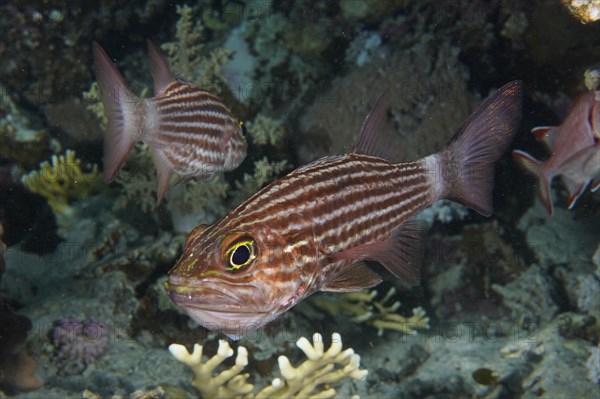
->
[20, 150, 104, 219]
[306, 287, 429, 336]
[169, 332, 367, 399]
[49, 319, 110, 375]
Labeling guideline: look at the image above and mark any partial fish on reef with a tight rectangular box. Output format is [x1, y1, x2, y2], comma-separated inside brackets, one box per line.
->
[92, 41, 247, 204]
[513, 91, 600, 214]
[166, 81, 523, 340]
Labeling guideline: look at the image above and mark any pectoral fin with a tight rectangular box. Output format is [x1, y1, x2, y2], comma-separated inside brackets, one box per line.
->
[331, 220, 428, 285]
[321, 262, 382, 292]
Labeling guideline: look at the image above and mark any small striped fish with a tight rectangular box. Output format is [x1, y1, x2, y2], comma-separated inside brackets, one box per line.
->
[93, 41, 247, 203]
[166, 81, 523, 339]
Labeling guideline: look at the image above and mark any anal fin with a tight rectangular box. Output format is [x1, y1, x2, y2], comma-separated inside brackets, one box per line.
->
[331, 220, 428, 286]
[152, 148, 172, 205]
[321, 262, 382, 293]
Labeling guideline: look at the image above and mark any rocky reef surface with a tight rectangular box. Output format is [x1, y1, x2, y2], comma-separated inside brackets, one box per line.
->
[1, 1, 599, 398]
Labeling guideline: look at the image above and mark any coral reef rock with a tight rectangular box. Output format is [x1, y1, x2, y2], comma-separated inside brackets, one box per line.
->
[297, 41, 474, 164]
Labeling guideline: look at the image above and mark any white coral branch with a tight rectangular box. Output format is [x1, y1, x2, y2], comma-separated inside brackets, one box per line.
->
[170, 332, 367, 399]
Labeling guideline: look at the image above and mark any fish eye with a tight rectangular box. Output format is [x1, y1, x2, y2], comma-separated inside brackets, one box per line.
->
[239, 121, 248, 137]
[224, 238, 256, 271]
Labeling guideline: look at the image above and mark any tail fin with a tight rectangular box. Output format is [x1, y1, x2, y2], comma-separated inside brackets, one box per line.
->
[512, 150, 553, 214]
[92, 42, 142, 182]
[438, 81, 523, 216]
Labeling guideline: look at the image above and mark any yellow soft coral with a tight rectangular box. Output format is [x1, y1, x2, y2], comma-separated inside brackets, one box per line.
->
[21, 150, 103, 217]
[169, 332, 367, 399]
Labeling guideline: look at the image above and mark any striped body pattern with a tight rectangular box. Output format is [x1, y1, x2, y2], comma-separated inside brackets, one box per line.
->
[93, 41, 246, 203]
[166, 82, 523, 339]
[150, 81, 246, 176]
[226, 155, 430, 275]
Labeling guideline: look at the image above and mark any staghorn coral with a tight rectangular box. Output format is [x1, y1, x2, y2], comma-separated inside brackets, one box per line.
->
[21, 150, 104, 219]
[169, 332, 367, 399]
[305, 287, 429, 336]
[49, 319, 110, 375]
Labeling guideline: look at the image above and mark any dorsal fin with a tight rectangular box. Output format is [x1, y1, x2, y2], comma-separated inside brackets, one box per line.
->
[321, 262, 382, 293]
[352, 92, 398, 162]
[146, 39, 176, 95]
[531, 126, 556, 151]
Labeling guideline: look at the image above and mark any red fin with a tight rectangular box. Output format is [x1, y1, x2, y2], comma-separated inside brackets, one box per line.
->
[152, 149, 171, 205]
[560, 142, 600, 208]
[531, 126, 556, 151]
[93, 42, 140, 182]
[331, 220, 428, 286]
[563, 177, 586, 210]
[146, 40, 176, 95]
[513, 150, 554, 215]
[439, 81, 524, 216]
[352, 92, 401, 162]
[321, 262, 382, 293]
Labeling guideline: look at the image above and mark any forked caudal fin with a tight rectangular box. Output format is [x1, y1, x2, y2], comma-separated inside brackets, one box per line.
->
[92, 42, 144, 183]
[437, 80, 524, 216]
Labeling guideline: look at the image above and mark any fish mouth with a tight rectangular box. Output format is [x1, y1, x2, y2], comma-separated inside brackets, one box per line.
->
[165, 278, 272, 339]
[165, 278, 276, 340]
[165, 277, 261, 313]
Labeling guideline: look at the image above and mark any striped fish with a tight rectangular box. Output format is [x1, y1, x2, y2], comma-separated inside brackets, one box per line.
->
[93, 41, 247, 203]
[166, 81, 523, 339]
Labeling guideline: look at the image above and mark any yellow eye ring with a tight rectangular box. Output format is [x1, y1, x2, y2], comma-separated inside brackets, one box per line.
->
[224, 239, 256, 271]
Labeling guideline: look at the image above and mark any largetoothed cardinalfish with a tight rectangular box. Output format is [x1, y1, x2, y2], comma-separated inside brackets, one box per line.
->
[166, 81, 524, 340]
[513, 90, 600, 215]
[92, 40, 247, 204]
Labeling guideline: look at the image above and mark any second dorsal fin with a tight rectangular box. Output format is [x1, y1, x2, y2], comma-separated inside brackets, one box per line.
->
[352, 92, 398, 162]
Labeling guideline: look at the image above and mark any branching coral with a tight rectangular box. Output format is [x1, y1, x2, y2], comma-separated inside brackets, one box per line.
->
[169, 332, 367, 399]
[82, 82, 107, 130]
[246, 114, 287, 147]
[232, 157, 289, 205]
[161, 5, 231, 92]
[112, 144, 158, 213]
[21, 150, 104, 218]
[307, 287, 429, 336]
